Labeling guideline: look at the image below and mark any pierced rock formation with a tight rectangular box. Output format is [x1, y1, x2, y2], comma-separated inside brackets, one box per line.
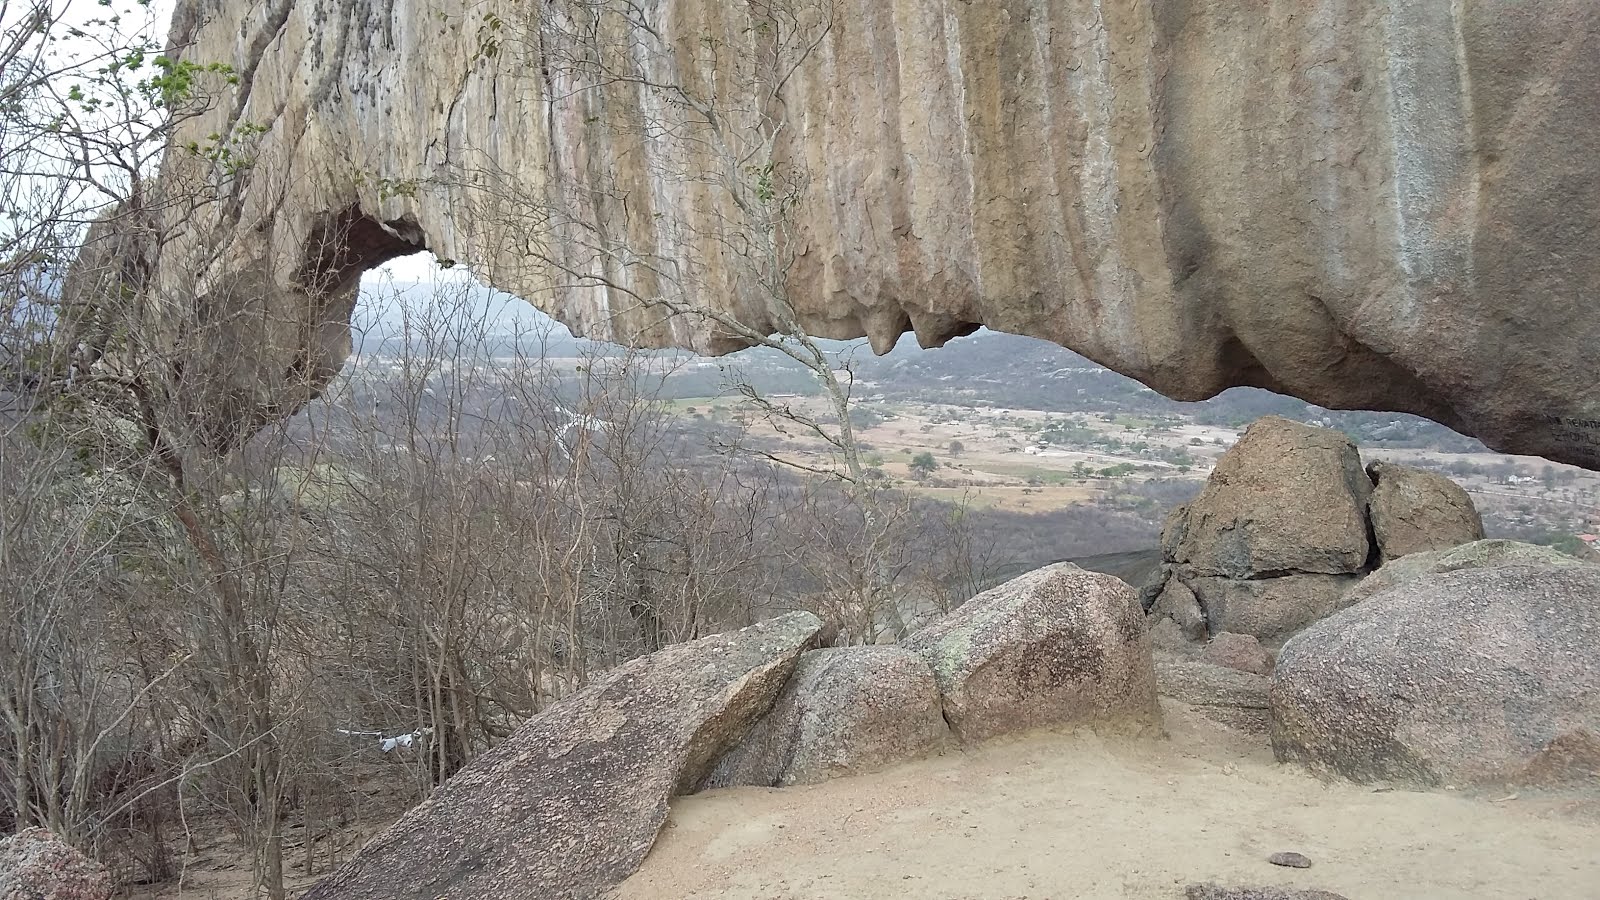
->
[300, 612, 825, 900]
[902, 563, 1159, 744]
[79, 0, 1600, 466]
[1271, 564, 1600, 787]
[707, 647, 950, 788]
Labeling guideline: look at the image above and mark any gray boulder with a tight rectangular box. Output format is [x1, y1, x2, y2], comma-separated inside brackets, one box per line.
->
[301, 612, 825, 900]
[707, 647, 950, 787]
[1150, 418, 1378, 645]
[0, 828, 113, 900]
[1150, 577, 1208, 642]
[1366, 461, 1484, 561]
[1175, 417, 1372, 579]
[1149, 618, 1192, 654]
[903, 564, 1159, 744]
[1189, 574, 1359, 644]
[1271, 565, 1600, 787]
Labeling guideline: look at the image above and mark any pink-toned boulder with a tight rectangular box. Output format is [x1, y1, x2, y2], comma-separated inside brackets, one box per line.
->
[1272, 565, 1600, 787]
[0, 828, 113, 900]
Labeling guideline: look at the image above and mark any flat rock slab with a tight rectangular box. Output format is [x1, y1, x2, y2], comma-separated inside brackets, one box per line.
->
[1189, 574, 1359, 644]
[1344, 539, 1588, 605]
[1186, 886, 1349, 900]
[1156, 658, 1271, 734]
[301, 612, 824, 900]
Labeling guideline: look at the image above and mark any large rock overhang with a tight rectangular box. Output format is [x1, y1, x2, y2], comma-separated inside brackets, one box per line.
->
[81, 0, 1600, 468]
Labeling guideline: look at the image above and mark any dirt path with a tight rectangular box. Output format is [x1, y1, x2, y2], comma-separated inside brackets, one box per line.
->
[619, 703, 1600, 900]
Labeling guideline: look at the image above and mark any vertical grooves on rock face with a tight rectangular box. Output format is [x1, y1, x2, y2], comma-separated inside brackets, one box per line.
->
[1449, 0, 1481, 293]
[228, 0, 298, 125]
[1377, 0, 1478, 316]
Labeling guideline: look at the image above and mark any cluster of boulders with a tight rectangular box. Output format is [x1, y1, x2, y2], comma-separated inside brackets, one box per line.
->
[1140, 416, 1600, 791]
[273, 415, 1597, 900]
[712, 564, 1162, 790]
[1144, 416, 1484, 645]
[302, 564, 1161, 899]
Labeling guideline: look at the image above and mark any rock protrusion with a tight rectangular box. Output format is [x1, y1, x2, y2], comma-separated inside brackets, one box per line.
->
[0, 828, 114, 900]
[902, 563, 1159, 744]
[1187, 574, 1359, 644]
[1366, 461, 1485, 562]
[707, 647, 950, 788]
[1202, 633, 1273, 676]
[1151, 577, 1208, 642]
[1517, 729, 1600, 787]
[1344, 539, 1586, 606]
[1156, 659, 1272, 734]
[1271, 564, 1600, 787]
[301, 612, 825, 900]
[116, 0, 1600, 471]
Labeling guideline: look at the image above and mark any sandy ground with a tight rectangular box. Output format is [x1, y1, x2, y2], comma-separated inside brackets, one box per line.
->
[619, 702, 1600, 900]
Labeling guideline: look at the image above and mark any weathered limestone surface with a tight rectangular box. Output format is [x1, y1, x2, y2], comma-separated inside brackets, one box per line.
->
[300, 612, 824, 900]
[93, 0, 1600, 464]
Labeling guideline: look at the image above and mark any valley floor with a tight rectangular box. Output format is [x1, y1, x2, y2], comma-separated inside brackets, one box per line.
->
[619, 701, 1600, 900]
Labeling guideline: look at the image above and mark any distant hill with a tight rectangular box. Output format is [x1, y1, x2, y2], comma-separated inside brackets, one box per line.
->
[351, 279, 1488, 454]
